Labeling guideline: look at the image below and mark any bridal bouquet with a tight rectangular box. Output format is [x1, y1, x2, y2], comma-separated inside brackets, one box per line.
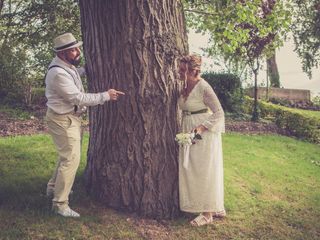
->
[175, 130, 202, 146]
[175, 130, 202, 169]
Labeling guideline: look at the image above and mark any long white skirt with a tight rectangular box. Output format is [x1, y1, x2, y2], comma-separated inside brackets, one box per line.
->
[179, 130, 224, 213]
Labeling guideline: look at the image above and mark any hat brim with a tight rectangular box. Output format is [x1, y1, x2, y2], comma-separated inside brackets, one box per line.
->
[54, 41, 83, 52]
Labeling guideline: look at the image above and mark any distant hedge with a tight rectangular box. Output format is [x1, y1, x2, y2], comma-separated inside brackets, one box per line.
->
[201, 72, 243, 113]
[243, 96, 320, 144]
[0, 87, 46, 106]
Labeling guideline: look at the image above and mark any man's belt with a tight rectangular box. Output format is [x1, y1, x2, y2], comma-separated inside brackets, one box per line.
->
[71, 111, 83, 118]
[48, 108, 83, 118]
[182, 108, 208, 115]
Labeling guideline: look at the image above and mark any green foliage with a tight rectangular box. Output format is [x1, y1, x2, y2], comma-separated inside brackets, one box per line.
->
[268, 97, 292, 107]
[243, 96, 320, 144]
[0, 104, 31, 119]
[183, 0, 292, 121]
[0, 47, 28, 100]
[0, 0, 81, 105]
[312, 95, 320, 106]
[183, 0, 292, 63]
[291, 0, 320, 78]
[202, 72, 244, 113]
[31, 87, 46, 105]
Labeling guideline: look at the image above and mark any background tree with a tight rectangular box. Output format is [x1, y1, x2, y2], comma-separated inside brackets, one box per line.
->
[292, 0, 320, 78]
[267, 51, 280, 88]
[0, 0, 80, 105]
[79, 0, 188, 219]
[183, 0, 291, 121]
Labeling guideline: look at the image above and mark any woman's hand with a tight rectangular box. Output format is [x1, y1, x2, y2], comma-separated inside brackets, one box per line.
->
[193, 125, 207, 134]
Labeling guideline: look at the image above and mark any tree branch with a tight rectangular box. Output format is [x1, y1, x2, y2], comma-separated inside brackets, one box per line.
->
[0, 0, 4, 15]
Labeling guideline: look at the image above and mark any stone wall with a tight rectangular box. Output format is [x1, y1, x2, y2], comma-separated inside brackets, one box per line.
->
[246, 87, 311, 103]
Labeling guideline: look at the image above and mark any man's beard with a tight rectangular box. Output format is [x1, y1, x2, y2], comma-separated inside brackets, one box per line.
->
[69, 56, 81, 66]
[65, 55, 81, 66]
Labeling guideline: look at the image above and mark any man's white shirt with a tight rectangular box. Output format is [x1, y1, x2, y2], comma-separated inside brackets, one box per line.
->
[45, 56, 110, 114]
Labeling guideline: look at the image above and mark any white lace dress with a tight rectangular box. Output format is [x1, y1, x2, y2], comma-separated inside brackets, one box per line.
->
[178, 79, 225, 213]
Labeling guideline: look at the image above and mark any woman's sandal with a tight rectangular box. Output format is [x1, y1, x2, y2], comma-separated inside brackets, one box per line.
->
[212, 210, 226, 218]
[190, 214, 213, 226]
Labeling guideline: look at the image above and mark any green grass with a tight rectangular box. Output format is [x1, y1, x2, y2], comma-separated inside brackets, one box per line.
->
[277, 105, 320, 119]
[0, 133, 319, 239]
[297, 108, 320, 118]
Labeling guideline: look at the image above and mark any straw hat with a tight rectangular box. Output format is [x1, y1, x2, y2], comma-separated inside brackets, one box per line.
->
[53, 33, 83, 52]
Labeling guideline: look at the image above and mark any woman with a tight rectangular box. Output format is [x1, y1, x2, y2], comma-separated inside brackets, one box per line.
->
[177, 54, 226, 226]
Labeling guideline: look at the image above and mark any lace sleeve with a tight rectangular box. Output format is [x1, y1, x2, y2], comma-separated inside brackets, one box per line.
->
[202, 85, 225, 132]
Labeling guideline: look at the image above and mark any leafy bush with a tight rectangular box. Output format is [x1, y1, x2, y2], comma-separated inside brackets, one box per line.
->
[32, 88, 46, 105]
[0, 105, 31, 120]
[312, 96, 320, 106]
[268, 97, 292, 107]
[243, 96, 320, 144]
[201, 72, 243, 113]
[0, 86, 46, 107]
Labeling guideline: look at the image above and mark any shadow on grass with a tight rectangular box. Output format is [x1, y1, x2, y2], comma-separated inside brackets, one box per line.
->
[0, 140, 86, 215]
[0, 175, 87, 215]
[0, 176, 50, 211]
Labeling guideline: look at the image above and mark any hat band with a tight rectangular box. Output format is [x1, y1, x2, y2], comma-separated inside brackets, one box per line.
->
[55, 41, 78, 51]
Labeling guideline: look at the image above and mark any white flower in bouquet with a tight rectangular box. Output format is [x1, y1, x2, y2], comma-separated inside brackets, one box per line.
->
[175, 132, 195, 145]
[175, 131, 202, 169]
[175, 131, 202, 146]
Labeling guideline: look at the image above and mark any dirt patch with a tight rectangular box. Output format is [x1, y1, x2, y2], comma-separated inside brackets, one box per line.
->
[130, 218, 172, 240]
[226, 119, 289, 135]
[0, 112, 48, 137]
[0, 108, 287, 137]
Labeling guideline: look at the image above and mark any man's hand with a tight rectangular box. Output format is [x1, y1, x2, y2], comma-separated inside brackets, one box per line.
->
[107, 89, 125, 101]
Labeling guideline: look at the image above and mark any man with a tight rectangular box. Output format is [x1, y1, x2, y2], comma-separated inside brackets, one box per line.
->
[45, 32, 124, 217]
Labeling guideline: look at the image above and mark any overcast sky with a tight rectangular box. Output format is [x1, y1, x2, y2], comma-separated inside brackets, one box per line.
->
[188, 30, 320, 97]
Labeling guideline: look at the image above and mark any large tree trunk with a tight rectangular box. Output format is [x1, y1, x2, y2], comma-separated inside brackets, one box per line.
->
[267, 52, 280, 87]
[79, 0, 188, 219]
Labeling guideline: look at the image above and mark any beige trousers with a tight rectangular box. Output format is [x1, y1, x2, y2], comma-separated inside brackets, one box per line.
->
[46, 108, 82, 211]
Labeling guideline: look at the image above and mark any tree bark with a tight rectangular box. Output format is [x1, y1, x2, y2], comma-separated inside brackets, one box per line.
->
[79, 0, 188, 219]
[251, 58, 260, 122]
[267, 52, 280, 87]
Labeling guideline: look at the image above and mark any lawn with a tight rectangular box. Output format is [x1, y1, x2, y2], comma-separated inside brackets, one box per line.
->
[0, 133, 319, 240]
[296, 108, 320, 119]
[276, 104, 320, 119]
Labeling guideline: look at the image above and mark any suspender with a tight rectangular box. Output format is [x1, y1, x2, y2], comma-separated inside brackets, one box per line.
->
[47, 65, 79, 113]
[48, 65, 74, 80]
